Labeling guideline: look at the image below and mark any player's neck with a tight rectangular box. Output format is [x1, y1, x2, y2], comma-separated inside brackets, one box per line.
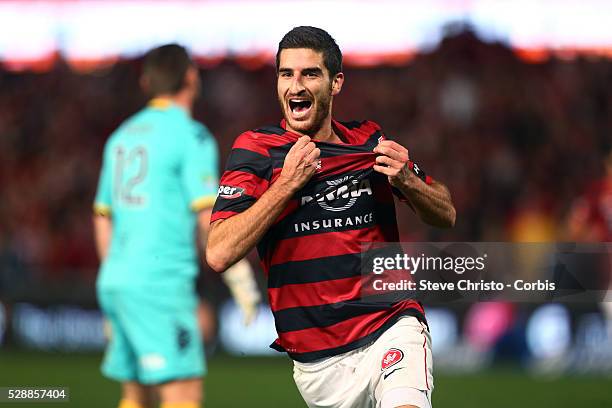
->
[305, 111, 343, 143]
[311, 120, 335, 142]
[171, 92, 194, 115]
[154, 91, 194, 115]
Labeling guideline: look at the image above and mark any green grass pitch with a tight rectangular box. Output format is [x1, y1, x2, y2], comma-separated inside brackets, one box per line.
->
[0, 350, 610, 407]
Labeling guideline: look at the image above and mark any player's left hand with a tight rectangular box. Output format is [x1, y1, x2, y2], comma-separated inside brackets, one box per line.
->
[373, 140, 414, 188]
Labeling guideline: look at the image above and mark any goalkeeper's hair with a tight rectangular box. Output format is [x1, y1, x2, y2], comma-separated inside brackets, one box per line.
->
[142, 43, 193, 96]
[276, 26, 342, 78]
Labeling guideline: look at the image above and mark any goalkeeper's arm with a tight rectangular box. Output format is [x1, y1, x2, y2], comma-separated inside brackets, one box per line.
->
[93, 213, 112, 261]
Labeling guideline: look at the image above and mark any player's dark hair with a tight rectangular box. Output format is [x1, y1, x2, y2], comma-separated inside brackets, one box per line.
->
[142, 44, 193, 96]
[276, 26, 343, 78]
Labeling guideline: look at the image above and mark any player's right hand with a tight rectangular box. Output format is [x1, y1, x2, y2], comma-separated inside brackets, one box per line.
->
[278, 136, 320, 192]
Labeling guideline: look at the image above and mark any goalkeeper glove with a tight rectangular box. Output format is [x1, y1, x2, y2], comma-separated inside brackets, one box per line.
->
[222, 258, 261, 326]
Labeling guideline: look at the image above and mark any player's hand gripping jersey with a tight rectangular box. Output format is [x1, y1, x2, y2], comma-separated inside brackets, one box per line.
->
[212, 119, 432, 362]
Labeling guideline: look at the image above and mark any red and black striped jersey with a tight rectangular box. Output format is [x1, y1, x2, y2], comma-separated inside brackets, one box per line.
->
[211, 119, 431, 362]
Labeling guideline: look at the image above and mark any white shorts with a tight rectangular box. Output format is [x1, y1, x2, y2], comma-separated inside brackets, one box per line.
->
[293, 316, 433, 408]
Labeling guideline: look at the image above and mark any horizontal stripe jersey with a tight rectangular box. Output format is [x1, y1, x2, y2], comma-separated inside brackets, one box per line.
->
[211, 119, 431, 362]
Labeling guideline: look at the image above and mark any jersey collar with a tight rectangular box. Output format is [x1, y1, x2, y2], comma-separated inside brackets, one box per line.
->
[148, 98, 173, 110]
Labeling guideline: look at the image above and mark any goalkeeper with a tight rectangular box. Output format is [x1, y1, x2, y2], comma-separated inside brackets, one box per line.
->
[93, 44, 260, 408]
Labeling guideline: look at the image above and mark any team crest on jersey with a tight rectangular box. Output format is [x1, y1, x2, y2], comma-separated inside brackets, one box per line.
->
[218, 185, 245, 199]
[381, 348, 404, 370]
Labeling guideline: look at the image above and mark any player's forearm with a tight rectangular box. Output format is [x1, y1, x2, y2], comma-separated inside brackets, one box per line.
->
[206, 181, 294, 272]
[208, 135, 319, 271]
[93, 215, 113, 260]
[397, 179, 456, 228]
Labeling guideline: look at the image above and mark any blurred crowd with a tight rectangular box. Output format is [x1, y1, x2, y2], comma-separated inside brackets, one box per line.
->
[1, 29, 611, 287]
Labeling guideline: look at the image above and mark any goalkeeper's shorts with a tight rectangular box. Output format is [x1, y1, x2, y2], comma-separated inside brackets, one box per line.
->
[97, 287, 206, 384]
[292, 316, 433, 408]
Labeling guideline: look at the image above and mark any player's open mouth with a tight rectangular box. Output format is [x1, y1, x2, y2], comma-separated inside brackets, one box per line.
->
[288, 98, 312, 118]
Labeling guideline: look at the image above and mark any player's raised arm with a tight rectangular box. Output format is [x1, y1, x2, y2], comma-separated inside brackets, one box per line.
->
[374, 139, 456, 228]
[206, 135, 320, 272]
[93, 213, 113, 260]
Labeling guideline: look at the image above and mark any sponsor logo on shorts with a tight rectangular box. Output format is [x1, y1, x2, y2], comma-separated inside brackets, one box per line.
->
[383, 367, 404, 380]
[218, 185, 245, 199]
[381, 348, 404, 370]
[140, 354, 167, 371]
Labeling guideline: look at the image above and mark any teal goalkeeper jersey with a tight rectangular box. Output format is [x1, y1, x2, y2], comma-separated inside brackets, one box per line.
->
[94, 99, 218, 290]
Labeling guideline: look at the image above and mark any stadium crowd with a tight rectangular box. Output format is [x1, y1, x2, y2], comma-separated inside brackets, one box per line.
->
[1, 29, 610, 287]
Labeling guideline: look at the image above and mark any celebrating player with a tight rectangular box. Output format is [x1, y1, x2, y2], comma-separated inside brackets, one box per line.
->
[206, 27, 455, 408]
[93, 44, 260, 408]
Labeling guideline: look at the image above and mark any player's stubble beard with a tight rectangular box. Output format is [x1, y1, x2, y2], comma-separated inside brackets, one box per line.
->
[279, 84, 333, 137]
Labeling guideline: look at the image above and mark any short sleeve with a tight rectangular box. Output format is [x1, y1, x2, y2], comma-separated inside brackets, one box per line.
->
[183, 124, 220, 212]
[211, 133, 272, 223]
[94, 143, 113, 216]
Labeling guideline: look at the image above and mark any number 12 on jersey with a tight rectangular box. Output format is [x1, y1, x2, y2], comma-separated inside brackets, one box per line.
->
[113, 145, 148, 206]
